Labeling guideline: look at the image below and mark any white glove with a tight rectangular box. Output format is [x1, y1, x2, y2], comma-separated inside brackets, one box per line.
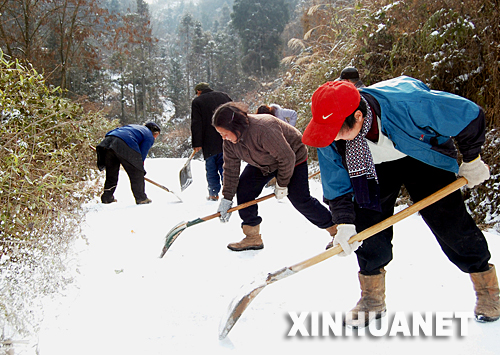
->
[333, 224, 362, 257]
[274, 182, 288, 200]
[217, 198, 233, 223]
[458, 156, 490, 188]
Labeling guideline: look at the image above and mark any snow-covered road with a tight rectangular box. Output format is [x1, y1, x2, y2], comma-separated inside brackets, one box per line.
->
[36, 158, 500, 355]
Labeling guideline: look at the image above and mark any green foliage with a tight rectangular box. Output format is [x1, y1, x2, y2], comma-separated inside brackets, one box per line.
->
[166, 54, 188, 117]
[231, 0, 290, 76]
[464, 129, 500, 231]
[355, 0, 499, 124]
[0, 51, 117, 336]
[354, 0, 500, 229]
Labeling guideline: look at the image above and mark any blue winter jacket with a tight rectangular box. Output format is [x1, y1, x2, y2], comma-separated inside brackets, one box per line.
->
[318, 76, 484, 202]
[106, 124, 155, 161]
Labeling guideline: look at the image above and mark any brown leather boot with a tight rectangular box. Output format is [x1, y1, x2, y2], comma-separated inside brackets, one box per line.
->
[344, 269, 386, 328]
[227, 225, 264, 251]
[470, 264, 500, 322]
[325, 225, 338, 250]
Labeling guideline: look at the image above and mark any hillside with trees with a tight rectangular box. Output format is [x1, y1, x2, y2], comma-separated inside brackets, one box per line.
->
[265, 0, 499, 230]
[1, 0, 499, 346]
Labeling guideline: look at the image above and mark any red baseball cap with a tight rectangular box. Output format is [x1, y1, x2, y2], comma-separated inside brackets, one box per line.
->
[302, 81, 360, 148]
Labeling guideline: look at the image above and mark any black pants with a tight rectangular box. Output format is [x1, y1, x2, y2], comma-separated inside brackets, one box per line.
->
[101, 149, 148, 203]
[236, 162, 333, 229]
[355, 156, 490, 275]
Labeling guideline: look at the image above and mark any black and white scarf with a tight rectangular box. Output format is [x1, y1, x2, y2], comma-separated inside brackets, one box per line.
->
[345, 96, 380, 211]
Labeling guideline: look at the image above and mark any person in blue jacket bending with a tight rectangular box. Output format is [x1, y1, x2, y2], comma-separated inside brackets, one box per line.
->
[96, 122, 161, 205]
[302, 77, 498, 328]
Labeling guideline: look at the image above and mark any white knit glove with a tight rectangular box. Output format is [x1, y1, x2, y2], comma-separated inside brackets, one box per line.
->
[333, 224, 362, 257]
[274, 182, 288, 200]
[217, 198, 233, 223]
[458, 156, 490, 188]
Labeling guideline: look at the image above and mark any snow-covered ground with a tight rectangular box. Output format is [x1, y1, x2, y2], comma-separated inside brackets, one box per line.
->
[33, 158, 499, 355]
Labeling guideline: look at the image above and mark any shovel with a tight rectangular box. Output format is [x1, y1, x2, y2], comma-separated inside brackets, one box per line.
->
[218, 177, 468, 340]
[179, 150, 197, 191]
[143, 177, 182, 202]
[160, 171, 321, 258]
[160, 192, 275, 258]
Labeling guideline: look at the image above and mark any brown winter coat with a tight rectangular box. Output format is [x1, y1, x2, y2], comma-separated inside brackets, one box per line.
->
[221, 114, 308, 200]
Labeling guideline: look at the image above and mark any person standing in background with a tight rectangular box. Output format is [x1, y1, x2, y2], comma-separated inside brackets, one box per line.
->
[191, 82, 232, 201]
[256, 104, 298, 126]
[337, 66, 365, 88]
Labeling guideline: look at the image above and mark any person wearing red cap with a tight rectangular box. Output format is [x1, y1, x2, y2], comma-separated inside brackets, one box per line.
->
[212, 102, 337, 252]
[302, 76, 498, 327]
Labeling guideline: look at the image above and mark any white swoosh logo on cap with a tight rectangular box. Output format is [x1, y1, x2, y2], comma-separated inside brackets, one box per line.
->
[322, 113, 333, 120]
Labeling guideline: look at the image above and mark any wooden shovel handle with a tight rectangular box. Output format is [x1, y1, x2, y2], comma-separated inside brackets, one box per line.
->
[201, 170, 322, 222]
[144, 177, 172, 192]
[186, 149, 196, 163]
[201, 193, 275, 222]
[290, 177, 468, 273]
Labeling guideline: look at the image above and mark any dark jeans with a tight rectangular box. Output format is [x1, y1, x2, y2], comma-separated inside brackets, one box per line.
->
[205, 152, 224, 197]
[236, 161, 334, 229]
[101, 149, 148, 203]
[355, 156, 490, 275]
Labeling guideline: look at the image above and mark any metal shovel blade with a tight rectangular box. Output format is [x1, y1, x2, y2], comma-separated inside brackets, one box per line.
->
[179, 163, 192, 192]
[219, 267, 296, 340]
[219, 279, 267, 340]
[159, 221, 187, 258]
[179, 150, 196, 192]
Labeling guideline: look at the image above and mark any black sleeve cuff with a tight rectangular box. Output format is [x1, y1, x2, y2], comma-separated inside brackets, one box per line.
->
[326, 193, 356, 224]
[456, 107, 486, 163]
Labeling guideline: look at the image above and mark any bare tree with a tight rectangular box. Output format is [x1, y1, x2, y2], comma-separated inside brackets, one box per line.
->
[49, 0, 108, 94]
[0, 0, 55, 63]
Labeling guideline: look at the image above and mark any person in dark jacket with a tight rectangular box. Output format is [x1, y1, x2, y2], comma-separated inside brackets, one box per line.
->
[302, 77, 498, 328]
[212, 102, 337, 252]
[191, 82, 232, 201]
[96, 122, 161, 205]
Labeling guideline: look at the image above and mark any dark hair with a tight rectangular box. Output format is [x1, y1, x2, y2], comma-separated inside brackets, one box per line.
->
[145, 121, 161, 134]
[340, 67, 360, 80]
[212, 102, 249, 139]
[194, 82, 210, 93]
[339, 96, 367, 132]
[256, 104, 276, 116]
